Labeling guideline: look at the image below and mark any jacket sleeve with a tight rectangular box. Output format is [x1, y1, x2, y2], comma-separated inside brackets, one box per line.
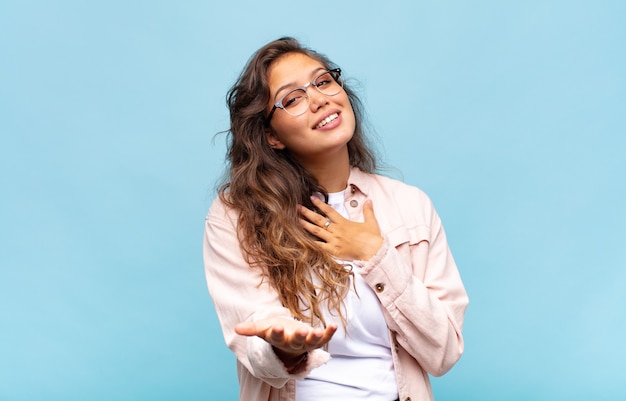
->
[355, 190, 468, 377]
[203, 199, 330, 387]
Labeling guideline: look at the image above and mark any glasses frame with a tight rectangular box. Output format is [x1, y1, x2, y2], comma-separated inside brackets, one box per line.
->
[266, 68, 342, 124]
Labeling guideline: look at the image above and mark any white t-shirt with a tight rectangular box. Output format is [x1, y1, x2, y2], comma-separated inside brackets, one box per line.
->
[296, 191, 398, 401]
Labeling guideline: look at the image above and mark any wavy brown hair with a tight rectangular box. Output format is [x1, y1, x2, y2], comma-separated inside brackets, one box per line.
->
[219, 37, 377, 327]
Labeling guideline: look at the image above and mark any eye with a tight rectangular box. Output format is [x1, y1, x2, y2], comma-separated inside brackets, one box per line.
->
[315, 72, 333, 88]
[282, 89, 306, 109]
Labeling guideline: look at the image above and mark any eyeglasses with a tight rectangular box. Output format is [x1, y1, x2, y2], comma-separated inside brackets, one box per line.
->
[266, 68, 342, 123]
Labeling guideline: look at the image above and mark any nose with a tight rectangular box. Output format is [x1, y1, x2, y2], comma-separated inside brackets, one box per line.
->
[307, 86, 328, 112]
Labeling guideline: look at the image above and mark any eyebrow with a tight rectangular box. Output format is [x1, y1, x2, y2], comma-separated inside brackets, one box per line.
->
[272, 67, 327, 101]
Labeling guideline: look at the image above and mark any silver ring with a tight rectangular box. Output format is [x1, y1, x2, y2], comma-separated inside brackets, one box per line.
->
[323, 220, 332, 229]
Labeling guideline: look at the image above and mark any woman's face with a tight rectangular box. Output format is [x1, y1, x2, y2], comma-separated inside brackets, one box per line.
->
[265, 52, 356, 165]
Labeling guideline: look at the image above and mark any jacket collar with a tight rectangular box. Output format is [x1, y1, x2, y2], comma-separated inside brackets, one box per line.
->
[347, 166, 371, 196]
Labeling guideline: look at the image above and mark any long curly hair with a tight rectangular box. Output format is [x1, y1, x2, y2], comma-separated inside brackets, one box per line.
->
[219, 37, 377, 327]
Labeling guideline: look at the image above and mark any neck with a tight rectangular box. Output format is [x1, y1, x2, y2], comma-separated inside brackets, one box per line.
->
[308, 163, 350, 193]
[299, 147, 351, 193]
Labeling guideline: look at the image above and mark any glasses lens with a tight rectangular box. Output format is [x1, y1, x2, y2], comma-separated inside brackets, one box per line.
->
[314, 70, 342, 96]
[281, 89, 309, 116]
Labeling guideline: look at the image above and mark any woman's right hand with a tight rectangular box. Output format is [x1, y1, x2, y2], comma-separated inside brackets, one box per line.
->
[235, 317, 337, 367]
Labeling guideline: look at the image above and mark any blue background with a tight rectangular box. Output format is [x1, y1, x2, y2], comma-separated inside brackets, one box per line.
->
[2, 1, 625, 400]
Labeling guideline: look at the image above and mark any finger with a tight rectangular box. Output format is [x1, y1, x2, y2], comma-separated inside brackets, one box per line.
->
[298, 219, 336, 253]
[273, 326, 308, 352]
[362, 200, 378, 225]
[310, 196, 344, 221]
[289, 327, 309, 348]
[318, 324, 338, 346]
[363, 201, 382, 237]
[304, 327, 324, 346]
[299, 218, 332, 241]
[298, 206, 329, 227]
[268, 325, 287, 344]
[235, 321, 263, 337]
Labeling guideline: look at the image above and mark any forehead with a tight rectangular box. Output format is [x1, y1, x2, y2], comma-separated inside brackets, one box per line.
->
[267, 53, 326, 88]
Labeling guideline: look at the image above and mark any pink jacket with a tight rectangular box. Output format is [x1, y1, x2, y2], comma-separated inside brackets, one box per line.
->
[203, 167, 468, 401]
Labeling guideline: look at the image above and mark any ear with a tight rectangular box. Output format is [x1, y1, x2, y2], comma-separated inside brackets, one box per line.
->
[265, 129, 286, 150]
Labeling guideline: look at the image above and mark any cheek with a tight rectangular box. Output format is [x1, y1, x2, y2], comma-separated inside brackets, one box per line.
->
[343, 96, 356, 119]
[345, 103, 357, 128]
[271, 116, 307, 141]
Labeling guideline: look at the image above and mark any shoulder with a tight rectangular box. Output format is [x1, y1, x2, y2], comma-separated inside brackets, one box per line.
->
[350, 168, 439, 231]
[351, 168, 433, 208]
[206, 193, 240, 226]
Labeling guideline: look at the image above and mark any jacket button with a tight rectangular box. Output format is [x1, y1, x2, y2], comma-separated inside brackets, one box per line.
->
[405, 398, 411, 401]
[350, 200, 358, 207]
[375, 283, 385, 292]
[350, 185, 356, 194]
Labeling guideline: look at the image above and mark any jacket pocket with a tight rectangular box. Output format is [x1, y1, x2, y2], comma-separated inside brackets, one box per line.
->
[387, 225, 431, 280]
[387, 225, 430, 248]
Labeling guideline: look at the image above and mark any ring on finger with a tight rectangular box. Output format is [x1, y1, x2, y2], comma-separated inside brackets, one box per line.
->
[323, 220, 332, 229]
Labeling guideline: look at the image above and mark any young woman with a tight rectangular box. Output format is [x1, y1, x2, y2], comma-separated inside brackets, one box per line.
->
[203, 37, 468, 401]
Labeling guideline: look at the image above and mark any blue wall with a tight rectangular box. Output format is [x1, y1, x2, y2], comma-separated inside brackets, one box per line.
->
[2, 1, 625, 400]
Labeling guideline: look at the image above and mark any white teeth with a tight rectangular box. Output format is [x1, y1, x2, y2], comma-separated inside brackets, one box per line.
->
[317, 113, 338, 128]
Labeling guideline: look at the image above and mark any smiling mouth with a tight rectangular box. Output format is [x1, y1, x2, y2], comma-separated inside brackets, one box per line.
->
[316, 113, 339, 129]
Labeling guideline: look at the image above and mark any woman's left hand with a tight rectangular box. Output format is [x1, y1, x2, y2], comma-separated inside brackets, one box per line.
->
[299, 196, 383, 261]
